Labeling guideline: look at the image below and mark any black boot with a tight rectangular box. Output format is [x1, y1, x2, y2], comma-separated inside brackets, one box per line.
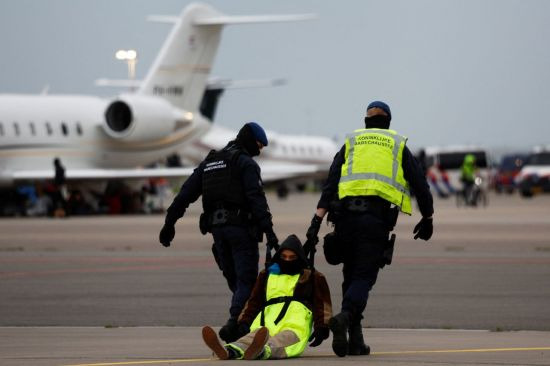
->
[329, 312, 350, 357]
[348, 322, 370, 355]
[218, 317, 239, 343]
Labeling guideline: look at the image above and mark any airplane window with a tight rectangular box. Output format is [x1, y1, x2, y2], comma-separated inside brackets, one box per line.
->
[13, 122, 20, 136]
[29, 122, 36, 136]
[76, 123, 83, 136]
[61, 122, 68, 136]
[0, 122, 3, 136]
[46, 122, 53, 136]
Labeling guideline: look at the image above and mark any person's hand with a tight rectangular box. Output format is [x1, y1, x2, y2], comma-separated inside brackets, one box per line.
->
[413, 217, 433, 241]
[306, 214, 323, 241]
[159, 224, 175, 247]
[265, 230, 279, 251]
[308, 326, 330, 347]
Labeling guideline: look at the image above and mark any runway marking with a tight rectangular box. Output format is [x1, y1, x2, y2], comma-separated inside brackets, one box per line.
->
[63, 359, 212, 366]
[372, 346, 550, 355]
[62, 346, 550, 365]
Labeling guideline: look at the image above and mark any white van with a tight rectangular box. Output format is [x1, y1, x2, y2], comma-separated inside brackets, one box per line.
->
[422, 146, 491, 193]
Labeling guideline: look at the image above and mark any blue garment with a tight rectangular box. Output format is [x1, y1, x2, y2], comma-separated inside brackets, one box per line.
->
[164, 143, 273, 319]
[212, 225, 259, 317]
[17, 185, 38, 205]
[336, 212, 386, 320]
[165, 145, 272, 231]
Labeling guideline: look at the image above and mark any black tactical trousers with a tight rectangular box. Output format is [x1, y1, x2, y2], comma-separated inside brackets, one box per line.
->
[211, 225, 259, 318]
[336, 212, 388, 323]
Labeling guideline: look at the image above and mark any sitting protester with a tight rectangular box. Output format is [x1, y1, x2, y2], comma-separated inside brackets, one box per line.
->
[202, 234, 332, 360]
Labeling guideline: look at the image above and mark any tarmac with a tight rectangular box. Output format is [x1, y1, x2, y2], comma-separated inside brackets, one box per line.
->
[1, 192, 550, 365]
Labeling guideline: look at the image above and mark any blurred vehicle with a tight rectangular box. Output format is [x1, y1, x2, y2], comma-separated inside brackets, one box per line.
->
[516, 147, 550, 198]
[493, 153, 527, 194]
[423, 146, 491, 194]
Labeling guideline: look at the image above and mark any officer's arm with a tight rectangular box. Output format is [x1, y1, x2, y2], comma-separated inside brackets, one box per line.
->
[312, 271, 333, 329]
[240, 157, 273, 231]
[237, 270, 268, 325]
[316, 145, 345, 213]
[164, 164, 203, 226]
[402, 146, 434, 218]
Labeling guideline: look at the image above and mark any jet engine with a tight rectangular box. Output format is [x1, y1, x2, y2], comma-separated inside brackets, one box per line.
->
[103, 95, 186, 142]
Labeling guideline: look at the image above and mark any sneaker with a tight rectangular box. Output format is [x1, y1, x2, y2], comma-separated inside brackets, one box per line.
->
[243, 327, 270, 360]
[329, 312, 350, 357]
[202, 326, 229, 360]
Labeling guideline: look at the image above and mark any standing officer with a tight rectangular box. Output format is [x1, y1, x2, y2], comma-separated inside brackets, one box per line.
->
[306, 101, 434, 357]
[159, 122, 279, 343]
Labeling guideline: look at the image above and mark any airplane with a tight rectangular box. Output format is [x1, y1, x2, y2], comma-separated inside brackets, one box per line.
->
[179, 124, 338, 193]
[0, 3, 315, 189]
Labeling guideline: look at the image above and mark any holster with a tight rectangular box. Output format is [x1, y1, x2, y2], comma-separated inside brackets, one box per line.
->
[211, 243, 223, 271]
[327, 199, 344, 224]
[386, 206, 399, 231]
[380, 233, 396, 269]
[323, 231, 343, 265]
[199, 213, 210, 235]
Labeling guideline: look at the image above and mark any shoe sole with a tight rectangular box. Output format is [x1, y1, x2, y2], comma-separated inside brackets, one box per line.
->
[329, 316, 348, 357]
[202, 326, 229, 360]
[348, 344, 370, 355]
[243, 327, 269, 360]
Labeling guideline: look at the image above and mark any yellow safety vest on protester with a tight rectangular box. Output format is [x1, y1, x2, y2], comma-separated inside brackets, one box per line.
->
[250, 273, 313, 358]
[338, 128, 412, 214]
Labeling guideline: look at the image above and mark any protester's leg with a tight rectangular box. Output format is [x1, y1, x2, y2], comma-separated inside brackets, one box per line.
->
[227, 327, 269, 360]
[265, 329, 301, 359]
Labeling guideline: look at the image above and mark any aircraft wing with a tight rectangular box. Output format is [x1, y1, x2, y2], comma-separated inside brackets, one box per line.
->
[11, 167, 195, 182]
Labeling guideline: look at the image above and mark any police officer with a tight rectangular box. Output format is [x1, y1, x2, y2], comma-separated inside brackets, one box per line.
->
[159, 122, 279, 343]
[305, 101, 434, 357]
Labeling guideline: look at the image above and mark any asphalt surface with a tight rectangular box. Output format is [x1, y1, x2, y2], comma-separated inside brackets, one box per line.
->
[1, 192, 550, 365]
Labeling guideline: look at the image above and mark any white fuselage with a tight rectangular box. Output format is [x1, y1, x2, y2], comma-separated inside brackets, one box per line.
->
[0, 94, 209, 178]
[181, 124, 338, 170]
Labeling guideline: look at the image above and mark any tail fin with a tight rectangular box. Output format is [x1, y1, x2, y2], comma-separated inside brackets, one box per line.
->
[138, 3, 315, 112]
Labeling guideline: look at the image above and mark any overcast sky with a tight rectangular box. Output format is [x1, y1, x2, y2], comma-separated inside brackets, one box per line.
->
[1, 0, 549, 153]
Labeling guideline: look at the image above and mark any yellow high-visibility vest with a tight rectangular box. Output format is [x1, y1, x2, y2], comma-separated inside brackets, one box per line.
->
[338, 128, 412, 214]
[250, 273, 312, 358]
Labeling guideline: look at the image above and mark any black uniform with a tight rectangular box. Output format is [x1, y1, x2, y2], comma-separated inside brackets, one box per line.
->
[317, 135, 434, 355]
[161, 137, 276, 342]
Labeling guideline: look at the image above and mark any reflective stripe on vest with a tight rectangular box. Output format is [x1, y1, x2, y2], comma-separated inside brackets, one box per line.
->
[339, 128, 412, 214]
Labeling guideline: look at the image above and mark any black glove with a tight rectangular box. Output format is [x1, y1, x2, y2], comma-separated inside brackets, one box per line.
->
[265, 230, 279, 251]
[219, 320, 239, 343]
[413, 217, 433, 241]
[306, 214, 323, 241]
[237, 323, 250, 338]
[308, 326, 330, 347]
[159, 224, 175, 247]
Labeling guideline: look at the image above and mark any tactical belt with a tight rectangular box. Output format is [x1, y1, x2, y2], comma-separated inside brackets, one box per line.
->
[260, 296, 305, 326]
[344, 197, 389, 218]
[210, 208, 248, 226]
